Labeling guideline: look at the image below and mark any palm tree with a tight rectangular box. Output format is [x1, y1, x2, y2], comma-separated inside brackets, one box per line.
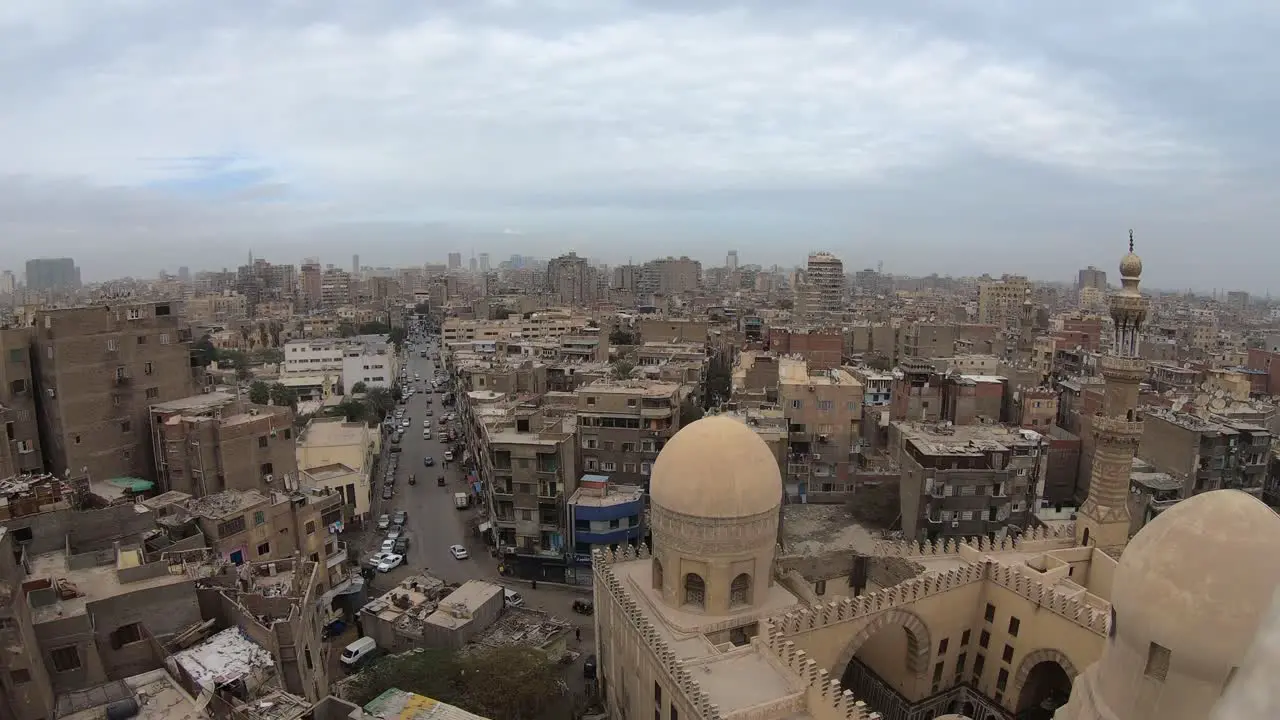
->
[365, 387, 394, 418]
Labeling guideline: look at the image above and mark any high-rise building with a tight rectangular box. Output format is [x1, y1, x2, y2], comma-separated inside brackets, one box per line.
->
[639, 257, 702, 295]
[31, 301, 199, 483]
[1077, 266, 1107, 291]
[977, 274, 1031, 327]
[24, 258, 80, 292]
[448, 252, 463, 270]
[546, 253, 596, 306]
[479, 253, 491, 272]
[0, 270, 15, 295]
[1076, 233, 1149, 555]
[177, 266, 190, 284]
[352, 254, 360, 278]
[299, 259, 322, 311]
[320, 268, 352, 309]
[805, 251, 844, 316]
[726, 250, 739, 271]
[468, 256, 478, 273]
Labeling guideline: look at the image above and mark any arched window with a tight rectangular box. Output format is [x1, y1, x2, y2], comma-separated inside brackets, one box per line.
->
[730, 573, 751, 607]
[683, 573, 705, 608]
[652, 558, 664, 590]
[1082, 527, 1091, 546]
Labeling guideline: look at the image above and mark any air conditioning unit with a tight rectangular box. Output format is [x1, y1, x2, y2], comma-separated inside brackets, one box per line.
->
[812, 453, 822, 460]
[263, 474, 274, 483]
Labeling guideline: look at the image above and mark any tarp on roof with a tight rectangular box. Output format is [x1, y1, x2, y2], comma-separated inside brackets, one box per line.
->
[107, 477, 155, 492]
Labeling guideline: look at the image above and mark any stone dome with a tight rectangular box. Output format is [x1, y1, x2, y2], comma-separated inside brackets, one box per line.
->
[650, 415, 782, 520]
[1111, 490, 1280, 681]
[1119, 251, 1143, 279]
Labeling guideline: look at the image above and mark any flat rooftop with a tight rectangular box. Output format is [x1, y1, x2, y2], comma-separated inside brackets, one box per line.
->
[363, 688, 489, 720]
[151, 391, 237, 414]
[187, 489, 271, 519]
[27, 549, 193, 623]
[577, 379, 680, 397]
[781, 504, 881, 557]
[58, 669, 203, 720]
[303, 462, 359, 481]
[894, 421, 1043, 455]
[779, 358, 859, 387]
[299, 418, 369, 446]
[170, 626, 274, 692]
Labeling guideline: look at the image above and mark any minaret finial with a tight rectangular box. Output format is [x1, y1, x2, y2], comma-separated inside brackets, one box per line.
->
[1128, 229, 1134, 253]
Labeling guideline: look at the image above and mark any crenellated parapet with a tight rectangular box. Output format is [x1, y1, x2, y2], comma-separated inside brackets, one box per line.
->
[760, 620, 881, 720]
[593, 543, 725, 720]
[871, 523, 1076, 559]
[769, 562, 987, 637]
[986, 563, 1111, 637]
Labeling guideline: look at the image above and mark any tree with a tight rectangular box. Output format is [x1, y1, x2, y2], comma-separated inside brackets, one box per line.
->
[332, 399, 368, 423]
[492, 308, 511, 320]
[192, 334, 217, 367]
[257, 321, 269, 349]
[248, 381, 270, 405]
[612, 359, 636, 379]
[387, 327, 407, 349]
[293, 411, 315, 430]
[268, 320, 283, 348]
[703, 352, 732, 409]
[338, 321, 358, 337]
[351, 381, 368, 394]
[865, 354, 893, 372]
[365, 387, 395, 418]
[344, 646, 562, 720]
[358, 321, 392, 335]
[269, 383, 298, 410]
[414, 302, 431, 315]
[609, 328, 635, 345]
[680, 399, 704, 426]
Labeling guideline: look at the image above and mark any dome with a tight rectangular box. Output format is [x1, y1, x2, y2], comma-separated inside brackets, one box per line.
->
[1111, 490, 1280, 680]
[1120, 251, 1143, 279]
[650, 415, 782, 519]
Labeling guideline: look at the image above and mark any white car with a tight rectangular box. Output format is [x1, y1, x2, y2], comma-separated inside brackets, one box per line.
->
[423, 420, 430, 427]
[377, 554, 404, 572]
[449, 544, 469, 560]
[443, 451, 454, 462]
[423, 431, 431, 440]
[380, 538, 397, 553]
[401, 419, 411, 427]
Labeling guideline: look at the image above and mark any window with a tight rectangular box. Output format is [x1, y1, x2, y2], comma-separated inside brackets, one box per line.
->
[261, 462, 273, 476]
[7, 348, 22, 363]
[979, 630, 990, 649]
[1008, 616, 1020, 637]
[814, 579, 826, 595]
[16, 440, 33, 454]
[1002, 644, 1014, 663]
[146, 387, 159, 399]
[9, 669, 30, 684]
[51, 645, 80, 672]
[137, 335, 146, 345]
[955, 652, 967, 676]
[938, 637, 949, 655]
[671, 705, 678, 720]
[112, 394, 120, 406]
[257, 542, 271, 556]
[933, 661, 944, 683]
[8, 379, 26, 394]
[1145, 642, 1171, 681]
[602, 461, 617, 472]
[790, 399, 803, 409]
[640, 462, 651, 475]
[73, 434, 81, 445]
[817, 400, 833, 411]
[984, 603, 996, 622]
[996, 668, 1009, 692]
[305, 521, 316, 535]
[160, 333, 170, 345]
[144, 362, 153, 375]
[683, 573, 706, 608]
[254, 511, 265, 526]
[586, 396, 596, 406]
[972, 654, 985, 680]
[120, 421, 131, 433]
[107, 338, 118, 351]
[110, 623, 144, 648]
[730, 573, 751, 607]
[305, 648, 313, 670]
[217, 516, 247, 537]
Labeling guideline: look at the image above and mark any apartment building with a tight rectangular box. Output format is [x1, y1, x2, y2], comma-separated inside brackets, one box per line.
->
[184, 291, 249, 322]
[320, 268, 351, 309]
[0, 328, 42, 476]
[150, 391, 297, 497]
[778, 359, 862, 498]
[805, 252, 844, 317]
[639, 256, 702, 295]
[889, 421, 1045, 541]
[566, 475, 645, 565]
[32, 302, 198, 483]
[977, 274, 1030, 327]
[546, 252, 597, 306]
[576, 380, 683, 489]
[442, 314, 591, 342]
[767, 326, 843, 370]
[341, 336, 398, 389]
[486, 422, 578, 574]
[299, 260, 322, 310]
[295, 417, 379, 524]
[282, 338, 346, 377]
[1139, 409, 1271, 498]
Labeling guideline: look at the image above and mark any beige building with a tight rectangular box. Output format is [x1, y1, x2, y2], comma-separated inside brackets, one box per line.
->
[593, 245, 1278, 720]
[778, 359, 862, 498]
[805, 251, 845, 319]
[150, 391, 297, 497]
[0, 327, 42, 476]
[295, 417, 379, 524]
[184, 292, 249, 323]
[978, 275, 1030, 327]
[32, 302, 199, 483]
[485, 424, 577, 562]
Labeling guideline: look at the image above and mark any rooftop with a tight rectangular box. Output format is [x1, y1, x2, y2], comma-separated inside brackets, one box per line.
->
[299, 417, 371, 447]
[26, 543, 201, 623]
[186, 489, 272, 520]
[470, 606, 571, 651]
[151, 391, 238, 414]
[576, 379, 681, 397]
[893, 421, 1044, 456]
[363, 688, 490, 720]
[58, 669, 203, 720]
[569, 477, 645, 507]
[779, 358, 859, 387]
[425, 580, 503, 632]
[170, 626, 274, 692]
[780, 504, 882, 557]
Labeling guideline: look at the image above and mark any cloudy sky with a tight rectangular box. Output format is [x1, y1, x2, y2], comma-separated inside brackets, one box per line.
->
[1, 0, 1276, 290]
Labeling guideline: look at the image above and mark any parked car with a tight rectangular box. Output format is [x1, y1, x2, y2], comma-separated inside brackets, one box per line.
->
[381, 486, 393, 500]
[386, 526, 403, 541]
[393, 536, 409, 554]
[424, 456, 434, 466]
[380, 537, 396, 553]
[443, 450, 454, 462]
[449, 544, 469, 560]
[377, 514, 391, 531]
[377, 554, 404, 572]
[365, 551, 395, 570]
[393, 510, 407, 526]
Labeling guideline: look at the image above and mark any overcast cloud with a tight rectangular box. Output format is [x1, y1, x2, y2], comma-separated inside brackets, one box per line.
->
[1, 0, 1276, 289]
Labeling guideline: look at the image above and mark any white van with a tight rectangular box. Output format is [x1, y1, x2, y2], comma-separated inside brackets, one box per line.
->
[340, 636, 377, 669]
[504, 588, 524, 607]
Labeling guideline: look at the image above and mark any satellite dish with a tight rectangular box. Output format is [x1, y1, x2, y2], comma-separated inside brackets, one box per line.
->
[1211, 398, 1228, 411]
[1195, 394, 1211, 407]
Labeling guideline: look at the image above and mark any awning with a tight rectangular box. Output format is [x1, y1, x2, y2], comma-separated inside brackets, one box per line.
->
[107, 477, 154, 492]
[477, 521, 492, 533]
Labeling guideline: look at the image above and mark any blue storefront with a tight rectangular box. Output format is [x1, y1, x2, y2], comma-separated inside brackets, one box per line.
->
[566, 476, 647, 584]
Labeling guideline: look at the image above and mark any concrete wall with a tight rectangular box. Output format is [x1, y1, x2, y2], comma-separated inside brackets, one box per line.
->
[7, 504, 156, 556]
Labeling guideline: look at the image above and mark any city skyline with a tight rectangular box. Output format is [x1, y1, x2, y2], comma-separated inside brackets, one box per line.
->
[2, 1, 1278, 290]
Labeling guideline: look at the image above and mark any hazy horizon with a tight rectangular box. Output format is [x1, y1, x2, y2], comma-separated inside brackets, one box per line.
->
[3, 1, 1277, 291]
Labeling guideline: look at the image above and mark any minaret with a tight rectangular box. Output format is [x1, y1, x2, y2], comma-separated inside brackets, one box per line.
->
[1076, 231, 1148, 554]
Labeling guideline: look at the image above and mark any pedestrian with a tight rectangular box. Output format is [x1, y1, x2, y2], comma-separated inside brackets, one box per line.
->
[575, 627, 581, 642]
[531, 579, 537, 590]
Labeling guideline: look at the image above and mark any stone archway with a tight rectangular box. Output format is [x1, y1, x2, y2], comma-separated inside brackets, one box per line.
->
[1009, 648, 1079, 713]
[832, 608, 933, 679]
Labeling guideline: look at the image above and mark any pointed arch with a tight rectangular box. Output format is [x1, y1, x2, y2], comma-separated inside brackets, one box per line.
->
[833, 608, 932, 678]
[1009, 648, 1079, 712]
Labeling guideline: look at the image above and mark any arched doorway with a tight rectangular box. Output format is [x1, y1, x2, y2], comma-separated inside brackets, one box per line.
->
[1012, 649, 1077, 718]
[835, 609, 931, 698]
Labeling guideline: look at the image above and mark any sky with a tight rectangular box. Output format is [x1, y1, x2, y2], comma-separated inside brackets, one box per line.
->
[1, 0, 1277, 291]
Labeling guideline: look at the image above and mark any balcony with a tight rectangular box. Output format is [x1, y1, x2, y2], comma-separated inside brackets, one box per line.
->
[789, 430, 810, 442]
[640, 406, 673, 419]
[492, 485, 513, 496]
[325, 541, 348, 569]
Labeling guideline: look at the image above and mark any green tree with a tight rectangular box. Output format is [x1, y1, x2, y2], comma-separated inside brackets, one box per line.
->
[358, 321, 392, 335]
[293, 411, 315, 430]
[252, 347, 284, 365]
[338, 321, 358, 337]
[609, 328, 635, 345]
[865, 354, 893, 372]
[350, 381, 368, 394]
[269, 383, 298, 410]
[248, 381, 270, 405]
[492, 308, 511, 320]
[365, 387, 395, 418]
[612, 359, 636, 379]
[680, 399, 705, 426]
[387, 327, 407, 349]
[192, 334, 217, 367]
[332, 399, 368, 423]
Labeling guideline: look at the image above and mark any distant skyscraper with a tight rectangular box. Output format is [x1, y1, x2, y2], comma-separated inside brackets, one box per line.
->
[178, 266, 191, 284]
[448, 252, 463, 270]
[24, 257, 81, 292]
[546, 252, 596, 306]
[0, 270, 15, 295]
[469, 256, 478, 272]
[352, 254, 360, 277]
[1077, 266, 1107, 291]
[805, 252, 844, 317]
[727, 250, 739, 271]
[479, 253, 491, 272]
